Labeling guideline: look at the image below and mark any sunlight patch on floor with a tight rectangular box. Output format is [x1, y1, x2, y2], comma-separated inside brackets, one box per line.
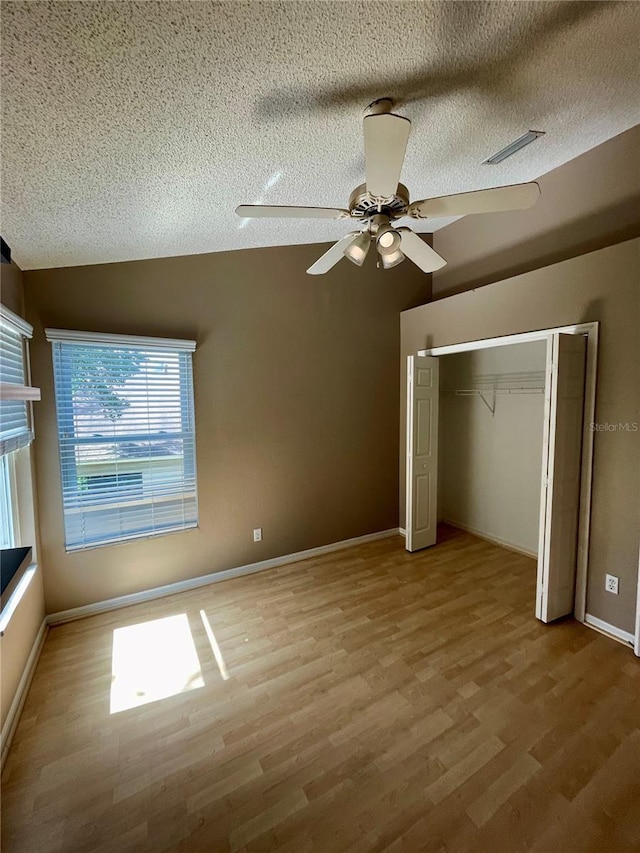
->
[110, 613, 204, 713]
[200, 609, 229, 681]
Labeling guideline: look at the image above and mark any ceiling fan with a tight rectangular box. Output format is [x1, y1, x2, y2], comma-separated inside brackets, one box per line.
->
[236, 99, 541, 275]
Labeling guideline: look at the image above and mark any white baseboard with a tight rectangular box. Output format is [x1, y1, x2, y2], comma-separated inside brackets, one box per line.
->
[47, 527, 403, 626]
[440, 518, 537, 559]
[1, 617, 48, 771]
[399, 527, 406, 537]
[584, 613, 635, 647]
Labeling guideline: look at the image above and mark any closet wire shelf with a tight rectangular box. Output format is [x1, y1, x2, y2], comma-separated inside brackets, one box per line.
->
[446, 370, 545, 415]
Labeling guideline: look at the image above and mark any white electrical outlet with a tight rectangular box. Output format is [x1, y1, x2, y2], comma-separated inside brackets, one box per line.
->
[253, 528, 262, 543]
[605, 574, 619, 594]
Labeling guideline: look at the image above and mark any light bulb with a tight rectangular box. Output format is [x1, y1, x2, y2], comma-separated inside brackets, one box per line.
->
[376, 227, 401, 255]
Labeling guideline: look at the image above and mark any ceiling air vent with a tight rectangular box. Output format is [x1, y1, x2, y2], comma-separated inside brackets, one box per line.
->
[483, 131, 545, 165]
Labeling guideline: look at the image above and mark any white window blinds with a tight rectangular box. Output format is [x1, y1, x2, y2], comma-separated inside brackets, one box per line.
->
[0, 305, 33, 456]
[46, 329, 198, 551]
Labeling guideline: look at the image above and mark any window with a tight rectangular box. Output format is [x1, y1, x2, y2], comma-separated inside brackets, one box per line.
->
[1, 304, 37, 630]
[46, 329, 198, 550]
[0, 304, 33, 456]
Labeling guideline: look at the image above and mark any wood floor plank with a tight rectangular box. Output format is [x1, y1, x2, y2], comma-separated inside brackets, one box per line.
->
[2, 525, 638, 852]
[465, 750, 541, 827]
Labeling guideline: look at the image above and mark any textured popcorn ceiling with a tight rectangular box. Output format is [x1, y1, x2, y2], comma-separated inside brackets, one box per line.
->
[2, 1, 640, 270]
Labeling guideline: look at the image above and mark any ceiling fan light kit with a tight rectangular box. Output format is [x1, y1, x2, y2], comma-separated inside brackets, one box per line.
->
[380, 249, 405, 270]
[235, 99, 541, 276]
[343, 231, 371, 266]
[376, 228, 402, 254]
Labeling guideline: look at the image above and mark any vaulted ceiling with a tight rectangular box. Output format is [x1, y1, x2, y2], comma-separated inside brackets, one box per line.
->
[2, 1, 639, 270]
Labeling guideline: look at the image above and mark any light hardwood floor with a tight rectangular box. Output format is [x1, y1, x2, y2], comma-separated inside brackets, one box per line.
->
[2, 526, 639, 852]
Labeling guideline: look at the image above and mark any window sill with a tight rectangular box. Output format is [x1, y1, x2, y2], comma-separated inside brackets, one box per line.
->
[0, 549, 37, 636]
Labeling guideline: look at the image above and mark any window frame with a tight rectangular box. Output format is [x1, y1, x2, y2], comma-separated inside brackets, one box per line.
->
[0, 452, 20, 549]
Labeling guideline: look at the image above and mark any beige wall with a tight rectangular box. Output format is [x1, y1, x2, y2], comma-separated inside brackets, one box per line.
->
[439, 342, 546, 556]
[401, 238, 640, 635]
[1, 566, 46, 732]
[1, 260, 25, 315]
[432, 125, 640, 299]
[24, 242, 429, 614]
[0, 261, 46, 734]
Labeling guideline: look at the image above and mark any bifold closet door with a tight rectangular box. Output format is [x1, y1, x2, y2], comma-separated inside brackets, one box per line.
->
[536, 333, 587, 622]
[406, 355, 439, 552]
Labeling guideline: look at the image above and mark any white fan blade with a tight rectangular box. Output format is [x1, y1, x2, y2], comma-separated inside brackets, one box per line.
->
[363, 113, 411, 198]
[408, 182, 540, 219]
[307, 233, 361, 275]
[236, 205, 351, 220]
[398, 228, 447, 273]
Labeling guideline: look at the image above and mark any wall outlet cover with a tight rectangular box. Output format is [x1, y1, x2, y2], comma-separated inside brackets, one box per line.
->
[253, 528, 262, 542]
[605, 574, 619, 594]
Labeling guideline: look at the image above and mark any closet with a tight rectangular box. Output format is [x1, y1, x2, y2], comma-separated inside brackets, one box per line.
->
[406, 330, 589, 623]
[439, 340, 546, 558]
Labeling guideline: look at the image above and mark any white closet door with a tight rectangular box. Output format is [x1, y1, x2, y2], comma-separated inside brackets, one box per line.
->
[536, 333, 587, 622]
[406, 355, 439, 551]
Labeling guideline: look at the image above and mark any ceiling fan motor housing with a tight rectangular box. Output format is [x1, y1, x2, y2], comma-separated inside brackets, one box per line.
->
[348, 183, 409, 222]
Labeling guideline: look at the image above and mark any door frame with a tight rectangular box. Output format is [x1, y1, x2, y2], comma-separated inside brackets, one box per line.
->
[416, 321, 598, 625]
